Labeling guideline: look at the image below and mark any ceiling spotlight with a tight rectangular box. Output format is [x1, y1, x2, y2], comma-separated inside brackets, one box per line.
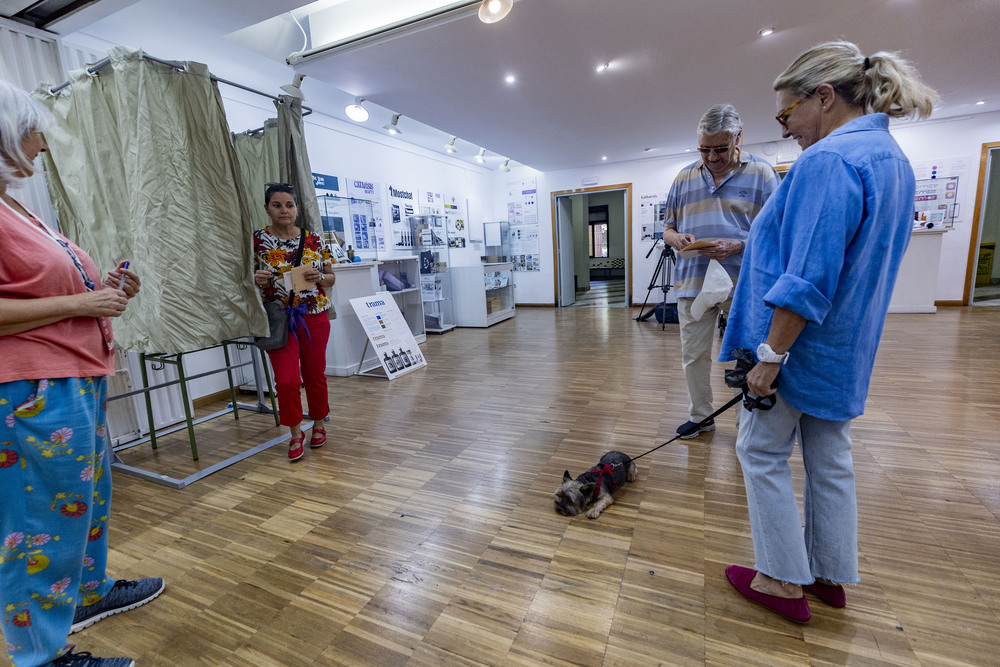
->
[499, 158, 511, 172]
[345, 97, 369, 123]
[758, 27, 774, 37]
[383, 113, 402, 134]
[479, 0, 513, 24]
[595, 63, 610, 73]
[475, 148, 487, 163]
[601, 156, 608, 161]
[444, 136, 458, 153]
[976, 99, 986, 105]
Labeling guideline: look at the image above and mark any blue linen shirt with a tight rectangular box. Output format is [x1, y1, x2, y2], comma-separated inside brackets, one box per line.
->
[665, 154, 778, 297]
[719, 114, 915, 421]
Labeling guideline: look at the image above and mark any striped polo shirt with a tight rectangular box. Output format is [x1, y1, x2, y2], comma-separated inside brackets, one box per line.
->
[665, 153, 778, 297]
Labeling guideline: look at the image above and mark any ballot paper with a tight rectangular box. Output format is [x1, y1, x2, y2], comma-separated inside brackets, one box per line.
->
[289, 264, 315, 292]
[677, 237, 727, 258]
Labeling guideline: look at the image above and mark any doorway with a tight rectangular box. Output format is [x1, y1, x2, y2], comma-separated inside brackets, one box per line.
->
[550, 184, 632, 307]
[967, 143, 1000, 305]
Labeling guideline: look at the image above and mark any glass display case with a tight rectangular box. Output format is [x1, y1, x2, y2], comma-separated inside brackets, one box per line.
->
[409, 214, 455, 333]
[376, 257, 425, 343]
[481, 220, 511, 263]
[454, 262, 515, 327]
[317, 193, 379, 261]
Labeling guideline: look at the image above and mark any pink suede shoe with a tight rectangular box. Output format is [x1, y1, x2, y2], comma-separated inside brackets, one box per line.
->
[726, 565, 811, 623]
[804, 581, 846, 608]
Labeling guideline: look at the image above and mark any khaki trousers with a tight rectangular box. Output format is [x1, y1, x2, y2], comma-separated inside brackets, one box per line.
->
[677, 297, 740, 426]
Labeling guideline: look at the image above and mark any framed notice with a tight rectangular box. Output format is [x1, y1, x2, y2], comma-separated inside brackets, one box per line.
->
[349, 292, 426, 379]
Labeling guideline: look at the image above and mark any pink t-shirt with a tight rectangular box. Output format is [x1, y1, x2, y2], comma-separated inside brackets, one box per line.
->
[0, 197, 114, 383]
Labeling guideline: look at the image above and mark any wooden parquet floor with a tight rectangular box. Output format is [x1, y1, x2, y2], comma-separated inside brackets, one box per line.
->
[7, 306, 1000, 666]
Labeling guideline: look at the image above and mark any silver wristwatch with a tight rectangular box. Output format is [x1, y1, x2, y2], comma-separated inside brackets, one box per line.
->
[757, 343, 789, 365]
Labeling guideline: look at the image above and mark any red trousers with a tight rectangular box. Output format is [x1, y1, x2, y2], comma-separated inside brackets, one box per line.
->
[266, 311, 331, 427]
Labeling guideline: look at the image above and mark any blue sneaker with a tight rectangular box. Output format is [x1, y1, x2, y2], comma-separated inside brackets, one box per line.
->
[676, 418, 715, 439]
[52, 649, 135, 666]
[71, 578, 164, 634]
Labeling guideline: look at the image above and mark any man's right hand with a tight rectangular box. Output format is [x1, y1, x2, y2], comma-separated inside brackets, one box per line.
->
[663, 228, 696, 251]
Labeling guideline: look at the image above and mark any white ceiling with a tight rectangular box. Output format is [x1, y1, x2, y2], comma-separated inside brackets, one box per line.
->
[31, 0, 1000, 172]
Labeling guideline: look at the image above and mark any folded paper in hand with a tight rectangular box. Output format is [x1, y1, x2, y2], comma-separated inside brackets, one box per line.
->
[289, 264, 314, 292]
[677, 238, 720, 258]
[689, 259, 733, 321]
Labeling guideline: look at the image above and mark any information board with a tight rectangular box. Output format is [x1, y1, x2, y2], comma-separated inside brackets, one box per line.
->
[349, 292, 426, 379]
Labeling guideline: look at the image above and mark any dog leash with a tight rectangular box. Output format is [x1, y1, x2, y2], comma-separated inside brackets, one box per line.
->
[628, 392, 746, 463]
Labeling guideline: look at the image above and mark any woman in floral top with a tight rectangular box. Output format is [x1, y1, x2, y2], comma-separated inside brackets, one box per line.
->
[253, 183, 335, 461]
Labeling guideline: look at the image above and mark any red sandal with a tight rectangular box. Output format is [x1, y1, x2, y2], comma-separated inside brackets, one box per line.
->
[288, 435, 305, 461]
[309, 425, 326, 449]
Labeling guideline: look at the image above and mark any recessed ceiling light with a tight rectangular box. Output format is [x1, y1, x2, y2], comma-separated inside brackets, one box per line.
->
[505, 74, 516, 84]
[758, 27, 774, 37]
[595, 63, 610, 73]
[976, 99, 986, 105]
[601, 156, 607, 161]
[644, 148, 654, 152]
[685, 148, 692, 152]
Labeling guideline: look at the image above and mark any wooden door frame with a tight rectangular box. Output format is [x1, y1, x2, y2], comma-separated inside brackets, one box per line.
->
[549, 183, 633, 305]
[962, 141, 1000, 305]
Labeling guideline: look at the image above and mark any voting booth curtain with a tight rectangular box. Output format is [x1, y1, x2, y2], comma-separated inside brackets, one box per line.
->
[35, 45, 267, 354]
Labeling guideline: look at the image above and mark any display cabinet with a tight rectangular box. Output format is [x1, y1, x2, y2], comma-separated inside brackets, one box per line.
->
[409, 214, 455, 333]
[376, 257, 426, 343]
[453, 262, 515, 327]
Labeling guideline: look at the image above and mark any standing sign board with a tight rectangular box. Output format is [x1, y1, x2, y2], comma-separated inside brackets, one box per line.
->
[349, 292, 426, 379]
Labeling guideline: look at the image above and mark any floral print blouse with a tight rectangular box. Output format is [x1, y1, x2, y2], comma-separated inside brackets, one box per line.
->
[253, 228, 333, 315]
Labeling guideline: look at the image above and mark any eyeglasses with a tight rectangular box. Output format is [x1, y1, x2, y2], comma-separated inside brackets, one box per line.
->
[265, 182, 294, 189]
[775, 98, 806, 129]
[697, 145, 731, 156]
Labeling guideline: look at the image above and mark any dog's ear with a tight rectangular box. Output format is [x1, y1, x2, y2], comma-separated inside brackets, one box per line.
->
[579, 482, 596, 499]
[563, 470, 572, 482]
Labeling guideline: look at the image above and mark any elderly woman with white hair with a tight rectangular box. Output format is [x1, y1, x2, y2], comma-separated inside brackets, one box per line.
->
[0, 80, 162, 667]
[720, 41, 939, 623]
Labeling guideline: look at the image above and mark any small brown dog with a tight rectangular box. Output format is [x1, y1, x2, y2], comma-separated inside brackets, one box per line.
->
[554, 451, 637, 519]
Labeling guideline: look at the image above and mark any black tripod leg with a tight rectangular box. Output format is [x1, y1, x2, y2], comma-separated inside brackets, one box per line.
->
[636, 252, 666, 321]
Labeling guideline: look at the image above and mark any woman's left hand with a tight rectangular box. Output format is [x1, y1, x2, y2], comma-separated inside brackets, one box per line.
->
[104, 262, 141, 298]
[303, 267, 323, 284]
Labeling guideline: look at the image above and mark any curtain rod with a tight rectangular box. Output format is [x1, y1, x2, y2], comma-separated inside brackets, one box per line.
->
[47, 52, 313, 116]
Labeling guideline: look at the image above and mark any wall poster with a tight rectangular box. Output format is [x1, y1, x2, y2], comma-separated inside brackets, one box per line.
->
[347, 177, 386, 253]
[386, 183, 419, 251]
[444, 194, 467, 248]
[639, 191, 667, 241]
[506, 177, 540, 271]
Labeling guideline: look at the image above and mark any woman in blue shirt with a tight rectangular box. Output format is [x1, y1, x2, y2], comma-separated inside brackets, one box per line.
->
[720, 41, 939, 623]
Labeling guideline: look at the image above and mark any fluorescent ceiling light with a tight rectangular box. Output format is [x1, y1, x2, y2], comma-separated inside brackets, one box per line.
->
[345, 97, 369, 122]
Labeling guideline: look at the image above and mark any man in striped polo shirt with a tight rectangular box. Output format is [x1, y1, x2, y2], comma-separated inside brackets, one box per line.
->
[662, 104, 778, 439]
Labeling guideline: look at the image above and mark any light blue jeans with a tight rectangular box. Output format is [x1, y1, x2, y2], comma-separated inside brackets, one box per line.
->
[735, 392, 859, 585]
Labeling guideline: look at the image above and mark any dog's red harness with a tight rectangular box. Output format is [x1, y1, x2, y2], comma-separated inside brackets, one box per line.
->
[588, 463, 620, 500]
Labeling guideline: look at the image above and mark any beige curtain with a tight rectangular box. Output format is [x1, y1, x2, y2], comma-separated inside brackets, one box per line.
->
[232, 121, 280, 233]
[35, 46, 267, 354]
[276, 95, 325, 238]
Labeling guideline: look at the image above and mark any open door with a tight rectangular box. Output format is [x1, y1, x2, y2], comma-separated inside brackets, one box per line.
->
[556, 196, 576, 306]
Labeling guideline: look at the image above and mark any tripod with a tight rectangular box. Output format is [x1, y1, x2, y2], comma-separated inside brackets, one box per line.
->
[636, 239, 676, 330]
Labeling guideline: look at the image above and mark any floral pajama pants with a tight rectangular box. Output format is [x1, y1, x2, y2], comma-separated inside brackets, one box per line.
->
[0, 377, 115, 667]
